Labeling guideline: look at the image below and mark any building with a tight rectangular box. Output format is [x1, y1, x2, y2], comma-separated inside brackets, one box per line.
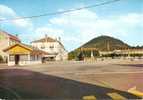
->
[0, 30, 21, 62]
[31, 35, 68, 61]
[3, 43, 47, 66]
[99, 51, 114, 56]
[78, 48, 98, 61]
[114, 49, 143, 58]
[99, 49, 143, 58]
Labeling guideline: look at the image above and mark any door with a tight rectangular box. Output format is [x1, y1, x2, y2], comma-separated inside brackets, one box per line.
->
[15, 55, 20, 65]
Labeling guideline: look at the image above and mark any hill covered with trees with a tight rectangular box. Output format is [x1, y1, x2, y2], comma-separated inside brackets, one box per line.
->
[68, 35, 131, 60]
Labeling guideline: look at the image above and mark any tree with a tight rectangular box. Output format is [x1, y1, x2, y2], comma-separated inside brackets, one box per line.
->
[77, 52, 84, 61]
[68, 50, 79, 60]
[68, 52, 75, 60]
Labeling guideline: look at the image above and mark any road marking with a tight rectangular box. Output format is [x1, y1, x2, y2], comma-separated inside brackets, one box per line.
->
[44, 71, 143, 75]
[107, 92, 127, 100]
[128, 86, 143, 97]
[82, 95, 96, 100]
[99, 80, 113, 88]
[75, 71, 143, 75]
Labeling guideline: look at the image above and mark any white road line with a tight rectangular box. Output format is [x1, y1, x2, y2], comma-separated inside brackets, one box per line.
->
[44, 71, 143, 75]
[74, 71, 143, 75]
[107, 92, 127, 100]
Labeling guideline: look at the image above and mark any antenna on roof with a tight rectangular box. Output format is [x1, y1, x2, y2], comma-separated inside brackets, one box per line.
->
[58, 37, 61, 42]
[15, 34, 18, 37]
[45, 34, 47, 38]
[45, 34, 48, 42]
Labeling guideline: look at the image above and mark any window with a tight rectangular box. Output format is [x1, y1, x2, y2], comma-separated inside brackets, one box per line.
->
[50, 45, 54, 49]
[20, 55, 28, 61]
[37, 55, 39, 60]
[31, 55, 36, 61]
[0, 34, 6, 40]
[9, 55, 14, 61]
[41, 45, 45, 49]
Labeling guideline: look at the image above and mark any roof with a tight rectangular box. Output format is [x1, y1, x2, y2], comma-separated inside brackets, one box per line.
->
[3, 43, 48, 55]
[79, 47, 98, 51]
[0, 30, 21, 42]
[31, 37, 56, 43]
[31, 36, 67, 51]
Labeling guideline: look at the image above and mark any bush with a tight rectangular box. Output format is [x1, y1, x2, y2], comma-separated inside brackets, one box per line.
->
[68, 50, 79, 60]
[68, 52, 75, 60]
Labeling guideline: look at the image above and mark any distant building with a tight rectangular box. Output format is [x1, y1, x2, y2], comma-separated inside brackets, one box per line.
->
[0, 30, 20, 62]
[3, 43, 47, 66]
[31, 35, 68, 61]
[99, 51, 114, 56]
[99, 49, 143, 58]
[114, 49, 143, 55]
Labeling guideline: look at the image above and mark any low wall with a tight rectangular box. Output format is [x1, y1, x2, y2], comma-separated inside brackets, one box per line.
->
[8, 60, 42, 66]
[8, 61, 15, 66]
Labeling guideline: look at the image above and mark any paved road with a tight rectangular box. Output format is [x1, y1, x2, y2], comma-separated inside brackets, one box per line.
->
[0, 59, 143, 99]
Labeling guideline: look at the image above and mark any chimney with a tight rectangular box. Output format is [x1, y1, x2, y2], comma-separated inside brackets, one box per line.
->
[15, 34, 18, 37]
[45, 34, 47, 42]
[58, 37, 61, 42]
[15, 34, 19, 39]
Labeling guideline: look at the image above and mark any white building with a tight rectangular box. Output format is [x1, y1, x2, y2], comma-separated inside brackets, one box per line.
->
[31, 35, 68, 61]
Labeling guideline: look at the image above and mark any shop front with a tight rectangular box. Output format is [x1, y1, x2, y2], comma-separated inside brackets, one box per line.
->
[3, 43, 46, 66]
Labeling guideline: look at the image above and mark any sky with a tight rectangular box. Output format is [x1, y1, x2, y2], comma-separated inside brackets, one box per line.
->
[0, 0, 143, 51]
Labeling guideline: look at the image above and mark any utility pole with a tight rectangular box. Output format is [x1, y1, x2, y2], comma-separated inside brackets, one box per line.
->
[58, 37, 62, 61]
[0, 21, 1, 34]
[107, 41, 110, 51]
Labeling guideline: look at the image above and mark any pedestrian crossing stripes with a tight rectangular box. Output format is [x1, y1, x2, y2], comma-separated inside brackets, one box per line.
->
[128, 86, 143, 98]
[107, 92, 127, 100]
[83, 95, 96, 100]
[82, 92, 128, 100]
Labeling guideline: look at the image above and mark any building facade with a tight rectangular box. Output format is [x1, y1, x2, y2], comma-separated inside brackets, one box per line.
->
[31, 35, 68, 61]
[99, 49, 143, 58]
[3, 43, 47, 66]
[0, 30, 20, 62]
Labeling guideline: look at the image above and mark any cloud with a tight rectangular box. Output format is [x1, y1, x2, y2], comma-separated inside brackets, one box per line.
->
[119, 13, 143, 25]
[48, 9, 143, 50]
[0, 5, 16, 16]
[12, 18, 33, 29]
[49, 9, 114, 45]
[35, 27, 64, 38]
[50, 9, 98, 26]
[19, 26, 63, 43]
[0, 5, 33, 29]
[1, 5, 143, 51]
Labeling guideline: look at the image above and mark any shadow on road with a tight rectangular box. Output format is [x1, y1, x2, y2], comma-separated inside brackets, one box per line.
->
[0, 69, 140, 99]
[114, 64, 143, 67]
